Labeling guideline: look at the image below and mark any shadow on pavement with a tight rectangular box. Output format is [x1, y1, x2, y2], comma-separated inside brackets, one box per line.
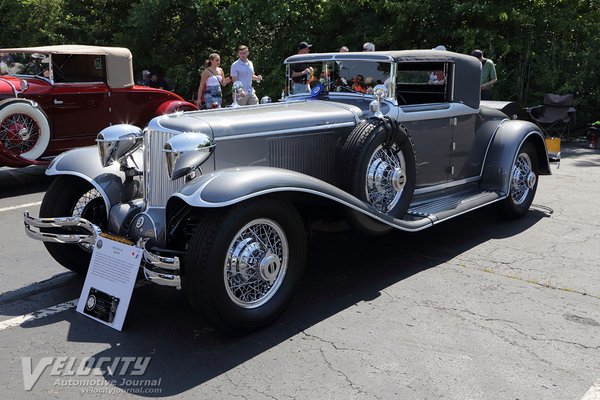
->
[0, 165, 54, 199]
[14, 205, 552, 396]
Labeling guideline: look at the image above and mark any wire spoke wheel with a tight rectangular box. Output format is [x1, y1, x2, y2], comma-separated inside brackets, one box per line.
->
[0, 112, 40, 154]
[224, 218, 288, 308]
[71, 188, 104, 251]
[510, 152, 535, 205]
[365, 143, 407, 213]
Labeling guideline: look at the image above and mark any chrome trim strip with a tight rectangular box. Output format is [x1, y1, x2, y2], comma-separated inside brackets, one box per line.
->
[214, 122, 356, 142]
[175, 186, 435, 232]
[414, 176, 481, 195]
[431, 196, 505, 225]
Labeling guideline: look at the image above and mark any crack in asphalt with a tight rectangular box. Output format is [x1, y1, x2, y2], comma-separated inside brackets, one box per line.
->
[449, 263, 600, 300]
[506, 325, 600, 351]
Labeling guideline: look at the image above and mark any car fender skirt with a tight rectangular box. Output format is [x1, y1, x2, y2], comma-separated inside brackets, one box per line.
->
[46, 146, 142, 214]
[481, 120, 550, 194]
[171, 167, 434, 232]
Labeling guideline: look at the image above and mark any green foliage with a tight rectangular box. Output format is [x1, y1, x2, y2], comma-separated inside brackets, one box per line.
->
[1, 0, 598, 124]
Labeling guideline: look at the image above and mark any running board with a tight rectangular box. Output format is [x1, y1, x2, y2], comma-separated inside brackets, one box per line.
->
[406, 190, 504, 224]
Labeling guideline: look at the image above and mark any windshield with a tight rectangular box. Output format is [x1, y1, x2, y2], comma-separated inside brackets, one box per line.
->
[286, 60, 392, 97]
[0, 52, 50, 77]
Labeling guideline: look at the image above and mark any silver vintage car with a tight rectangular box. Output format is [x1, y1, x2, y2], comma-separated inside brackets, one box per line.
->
[24, 50, 550, 334]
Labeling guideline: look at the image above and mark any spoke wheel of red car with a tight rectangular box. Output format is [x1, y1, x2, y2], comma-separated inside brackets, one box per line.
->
[184, 199, 306, 335]
[497, 142, 539, 219]
[0, 102, 50, 160]
[338, 117, 416, 218]
[40, 176, 107, 275]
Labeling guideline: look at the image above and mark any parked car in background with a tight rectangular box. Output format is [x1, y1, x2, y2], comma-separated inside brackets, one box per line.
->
[0, 45, 197, 167]
[25, 49, 550, 334]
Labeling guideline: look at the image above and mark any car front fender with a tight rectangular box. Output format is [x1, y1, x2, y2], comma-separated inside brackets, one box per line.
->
[155, 100, 198, 116]
[169, 166, 434, 232]
[481, 119, 551, 194]
[46, 146, 143, 215]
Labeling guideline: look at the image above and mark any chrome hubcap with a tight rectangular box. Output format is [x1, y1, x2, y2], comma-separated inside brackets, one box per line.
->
[511, 152, 534, 205]
[224, 218, 288, 308]
[366, 144, 406, 213]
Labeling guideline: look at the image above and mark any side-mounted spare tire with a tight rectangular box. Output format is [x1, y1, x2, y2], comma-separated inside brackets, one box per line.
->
[337, 117, 416, 218]
[0, 102, 50, 160]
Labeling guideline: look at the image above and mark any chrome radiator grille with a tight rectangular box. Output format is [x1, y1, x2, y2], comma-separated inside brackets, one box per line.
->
[144, 129, 185, 207]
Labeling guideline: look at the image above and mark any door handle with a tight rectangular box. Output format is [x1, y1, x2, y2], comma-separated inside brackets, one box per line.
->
[54, 99, 63, 105]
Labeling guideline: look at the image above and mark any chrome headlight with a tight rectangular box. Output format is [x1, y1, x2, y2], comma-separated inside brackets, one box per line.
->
[163, 132, 215, 180]
[96, 124, 144, 167]
[260, 96, 272, 104]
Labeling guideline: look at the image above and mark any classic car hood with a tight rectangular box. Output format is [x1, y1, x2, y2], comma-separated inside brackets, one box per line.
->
[153, 100, 362, 138]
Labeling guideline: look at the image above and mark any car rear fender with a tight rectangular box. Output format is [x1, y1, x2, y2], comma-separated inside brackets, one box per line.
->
[481, 119, 550, 194]
[46, 146, 143, 216]
[168, 166, 433, 232]
[154, 100, 198, 116]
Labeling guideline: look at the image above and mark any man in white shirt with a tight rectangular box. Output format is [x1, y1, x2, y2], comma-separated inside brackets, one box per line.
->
[230, 45, 262, 105]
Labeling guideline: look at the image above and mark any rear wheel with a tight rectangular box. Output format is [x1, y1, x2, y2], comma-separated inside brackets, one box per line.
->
[40, 176, 107, 274]
[497, 142, 539, 219]
[184, 199, 306, 335]
[0, 102, 50, 160]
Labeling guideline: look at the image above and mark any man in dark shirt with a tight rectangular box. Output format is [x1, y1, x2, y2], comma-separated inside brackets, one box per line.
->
[290, 42, 313, 94]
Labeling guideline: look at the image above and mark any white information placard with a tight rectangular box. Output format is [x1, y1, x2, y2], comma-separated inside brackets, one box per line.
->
[76, 235, 142, 331]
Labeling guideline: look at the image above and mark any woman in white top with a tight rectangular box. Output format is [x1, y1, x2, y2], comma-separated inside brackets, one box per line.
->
[196, 53, 231, 108]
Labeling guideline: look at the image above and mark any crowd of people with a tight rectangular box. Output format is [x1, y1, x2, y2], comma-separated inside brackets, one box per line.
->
[137, 41, 498, 109]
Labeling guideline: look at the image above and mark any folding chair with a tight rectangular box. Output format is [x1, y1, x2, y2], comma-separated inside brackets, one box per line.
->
[525, 93, 576, 141]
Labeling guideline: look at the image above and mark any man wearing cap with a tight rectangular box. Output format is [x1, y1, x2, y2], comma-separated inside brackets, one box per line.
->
[290, 42, 313, 94]
[471, 49, 497, 100]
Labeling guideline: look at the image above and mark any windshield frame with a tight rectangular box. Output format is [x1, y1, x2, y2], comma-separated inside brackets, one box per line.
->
[0, 52, 54, 83]
[284, 59, 395, 100]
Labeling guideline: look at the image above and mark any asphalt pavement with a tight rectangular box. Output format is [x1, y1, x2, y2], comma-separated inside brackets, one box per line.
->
[0, 143, 599, 399]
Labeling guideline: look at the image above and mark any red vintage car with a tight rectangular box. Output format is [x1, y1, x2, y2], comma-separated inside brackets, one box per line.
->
[0, 45, 197, 167]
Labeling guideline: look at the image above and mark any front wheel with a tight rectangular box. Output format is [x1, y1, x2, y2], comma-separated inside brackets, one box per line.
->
[40, 176, 107, 274]
[184, 199, 306, 335]
[0, 102, 50, 160]
[497, 142, 539, 219]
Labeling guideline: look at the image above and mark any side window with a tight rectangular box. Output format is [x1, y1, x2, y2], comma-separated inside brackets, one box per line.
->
[396, 62, 453, 105]
[52, 54, 106, 83]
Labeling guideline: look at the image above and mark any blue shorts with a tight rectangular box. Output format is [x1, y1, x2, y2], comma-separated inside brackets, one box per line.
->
[205, 85, 222, 108]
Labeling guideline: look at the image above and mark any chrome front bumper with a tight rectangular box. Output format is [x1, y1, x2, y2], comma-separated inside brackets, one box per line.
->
[23, 212, 181, 289]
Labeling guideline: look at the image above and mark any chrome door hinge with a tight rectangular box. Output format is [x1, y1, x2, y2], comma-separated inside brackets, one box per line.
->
[450, 117, 458, 126]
